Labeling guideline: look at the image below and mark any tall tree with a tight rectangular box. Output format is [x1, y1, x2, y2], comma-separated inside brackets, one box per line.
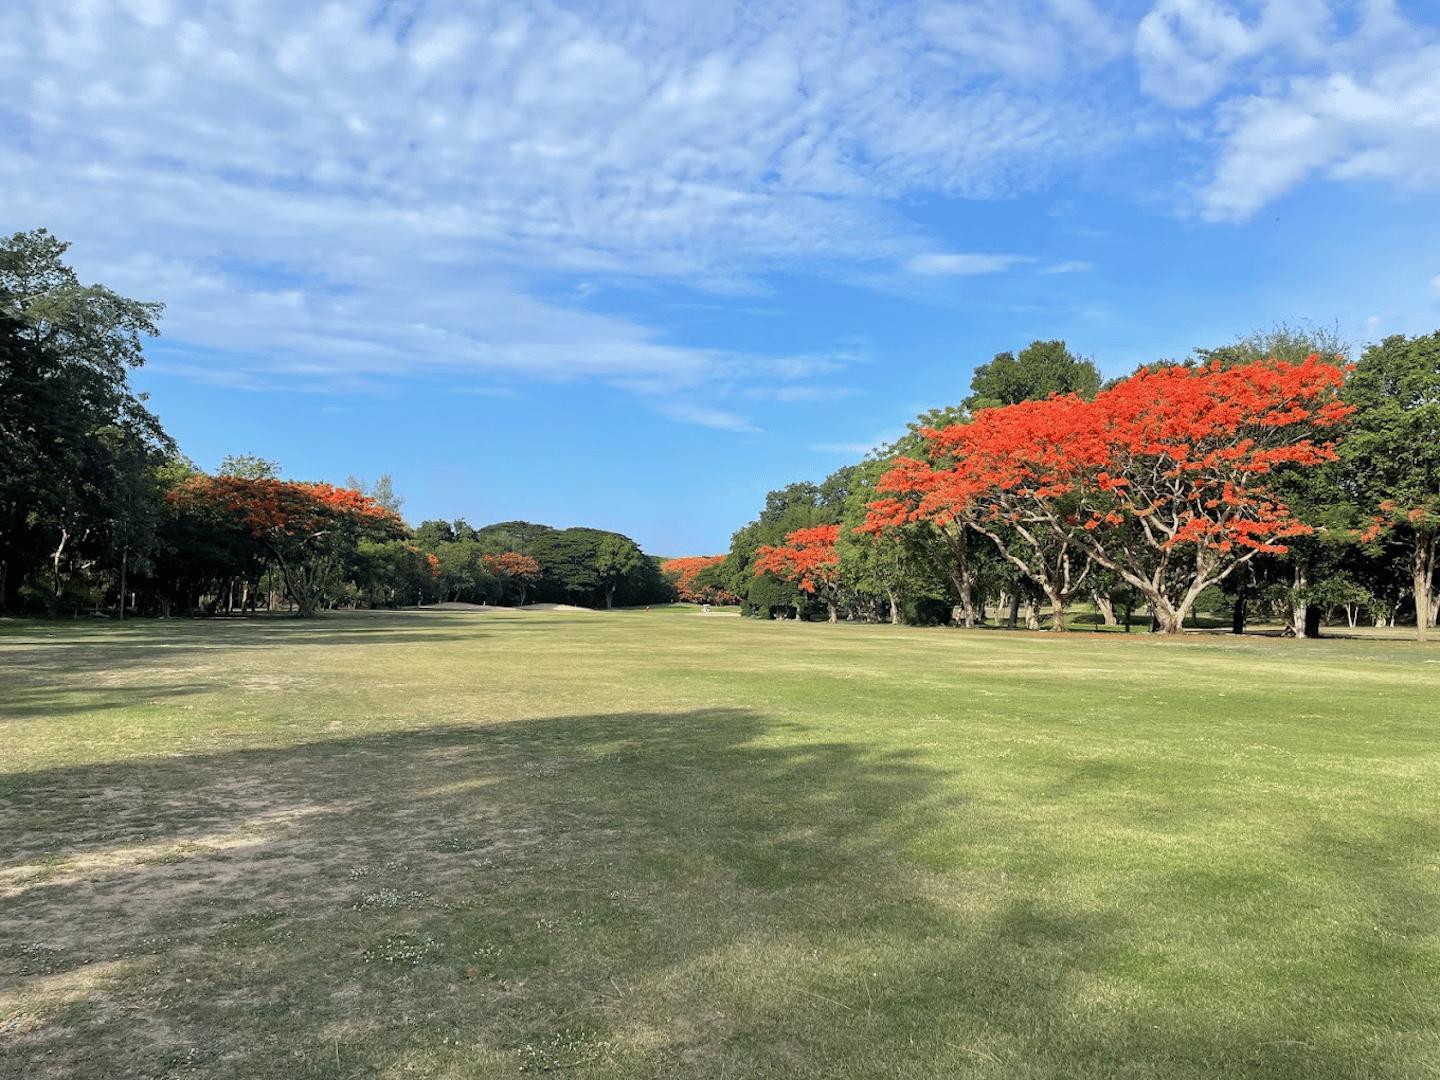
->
[1343, 331, 1440, 641]
[964, 339, 1100, 412]
[1, 230, 171, 611]
[754, 525, 844, 622]
[594, 534, 643, 609]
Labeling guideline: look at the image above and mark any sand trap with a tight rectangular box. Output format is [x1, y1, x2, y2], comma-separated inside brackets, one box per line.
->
[517, 603, 597, 612]
[420, 602, 496, 611]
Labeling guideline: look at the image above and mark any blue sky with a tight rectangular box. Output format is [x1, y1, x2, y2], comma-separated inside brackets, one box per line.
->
[4, 0, 1440, 555]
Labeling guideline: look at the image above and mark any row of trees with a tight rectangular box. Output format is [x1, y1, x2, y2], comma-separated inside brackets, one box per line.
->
[0, 229, 674, 617]
[703, 335, 1439, 642]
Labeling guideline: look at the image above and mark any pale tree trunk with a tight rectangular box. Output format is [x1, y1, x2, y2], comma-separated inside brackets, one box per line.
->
[1091, 589, 1117, 627]
[887, 590, 900, 625]
[938, 527, 976, 628]
[1024, 597, 1041, 630]
[996, 591, 1011, 625]
[1414, 534, 1437, 643]
[1289, 565, 1310, 638]
[118, 547, 128, 621]
[1045, 588, 1068, 632]
[51, 527, 69, 603]
[826, 599, 837, 624]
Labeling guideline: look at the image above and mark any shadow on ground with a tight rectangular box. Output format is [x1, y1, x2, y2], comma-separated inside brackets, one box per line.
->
[1, 704, 1432, 1078]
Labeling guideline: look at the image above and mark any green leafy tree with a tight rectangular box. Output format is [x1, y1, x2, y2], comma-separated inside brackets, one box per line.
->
[1, 230, 171, 612]
[964, 339, 1100, 412]
[595, 534, 643, 609]
[221, 454, 281, 480]
[1343, 331, 1440, 641]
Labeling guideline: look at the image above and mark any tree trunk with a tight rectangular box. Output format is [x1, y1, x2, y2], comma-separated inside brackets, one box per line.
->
[826, 600, 837, 624]
[1091, 590, 1117, 627]
[51, 527, 69, 604]
[1008, 592, 1021, 629]
[605, 584, 615, 609]
[1024, 597, 1041, 631]
[1231, 591, 1247, 635]
[887, 590, 900, 625]
[1046, 590, 1068, 632]
[1287, 565, 1310, 638]
[118, 546, 128, 622]
[1304, 605, 1323, 638]
[1414, 534, 1437, 643]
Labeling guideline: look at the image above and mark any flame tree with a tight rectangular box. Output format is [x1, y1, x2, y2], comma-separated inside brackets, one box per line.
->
[869, 357, 1351, 633]
[168, 477, 403, 616]
[482, 551, 542, 606]
[660, 555, 738, 604]
[754, 524, 843, 622]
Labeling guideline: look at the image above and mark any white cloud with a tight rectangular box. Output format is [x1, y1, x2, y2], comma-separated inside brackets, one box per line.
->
[656, 403, 761, 433]
[1136, 0, 1333, 109]
[906, 253, 1030, 275]
[0, 0, 1117, 424]
[809, 429, 903, 455]
[1133, 0, 1440, 221]
[1198, 42, 1440, 220]
[922, 0, 1127, 79]
[1041, 260, 1095, 274]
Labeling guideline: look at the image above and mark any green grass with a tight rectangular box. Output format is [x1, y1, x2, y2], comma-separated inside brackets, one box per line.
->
[2, 610, 1438, 1078]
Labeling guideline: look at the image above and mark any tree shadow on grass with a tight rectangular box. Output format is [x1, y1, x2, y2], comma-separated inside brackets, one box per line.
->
[0, 709, 1433, 1079]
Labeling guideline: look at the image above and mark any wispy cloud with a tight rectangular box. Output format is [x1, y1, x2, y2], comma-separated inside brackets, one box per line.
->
[905, 253, 1031, 276]
[1, 0, 1435, 424]
[1040, 260, 1095, 274]
[0, 0, 1113, 425]
[657, 402, 761, 433]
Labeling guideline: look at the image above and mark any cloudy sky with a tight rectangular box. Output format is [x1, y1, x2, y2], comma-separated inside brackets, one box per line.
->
[4, 0, 1439, 553]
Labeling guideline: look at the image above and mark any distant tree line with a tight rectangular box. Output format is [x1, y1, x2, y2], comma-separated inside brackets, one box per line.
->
[5, 227, 1436, 638]
[704, 335, 1440, 642]
[0, 229, 672, 617]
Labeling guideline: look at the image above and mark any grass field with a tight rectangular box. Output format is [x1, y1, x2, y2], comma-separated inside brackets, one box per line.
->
[2, 609, 1438, 1078]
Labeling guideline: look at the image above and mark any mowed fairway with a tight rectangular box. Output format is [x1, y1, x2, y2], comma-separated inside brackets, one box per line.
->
[2, 610, 1438, 1079]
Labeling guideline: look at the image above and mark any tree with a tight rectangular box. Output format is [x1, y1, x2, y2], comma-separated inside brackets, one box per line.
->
[1343, 331, 1440, 641]
[168, 477, 402, 616]
[1, 231, 172, 612]
[595, 534, 643, 609]
[220, 454, 280, 480]
[754, 524, 844, 622]
[871, 357, 1351, 633]
[660, 555, 738, 604]
[484, 551, 542, 606]
[964, 339, 1100, 412]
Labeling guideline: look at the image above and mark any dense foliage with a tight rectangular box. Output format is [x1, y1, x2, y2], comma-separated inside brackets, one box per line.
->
[717, 333, 1440, 640]
[0, 230, 673, 617]
[4, 226, 1437, 637]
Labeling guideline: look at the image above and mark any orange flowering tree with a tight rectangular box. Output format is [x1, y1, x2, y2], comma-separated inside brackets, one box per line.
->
[482, 551, 542, 605]
[168, 476, 402, 616]
[660, 554, 738, 605]
[869, 357, 1351, 633]
[754, 524, 843, 622]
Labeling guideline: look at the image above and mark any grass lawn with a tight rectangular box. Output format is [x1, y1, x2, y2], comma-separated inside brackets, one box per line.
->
[2, 610, 1438, 1078]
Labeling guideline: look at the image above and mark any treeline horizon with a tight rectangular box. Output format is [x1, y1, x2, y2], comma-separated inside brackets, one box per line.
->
[3, 227, 1437, 641]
